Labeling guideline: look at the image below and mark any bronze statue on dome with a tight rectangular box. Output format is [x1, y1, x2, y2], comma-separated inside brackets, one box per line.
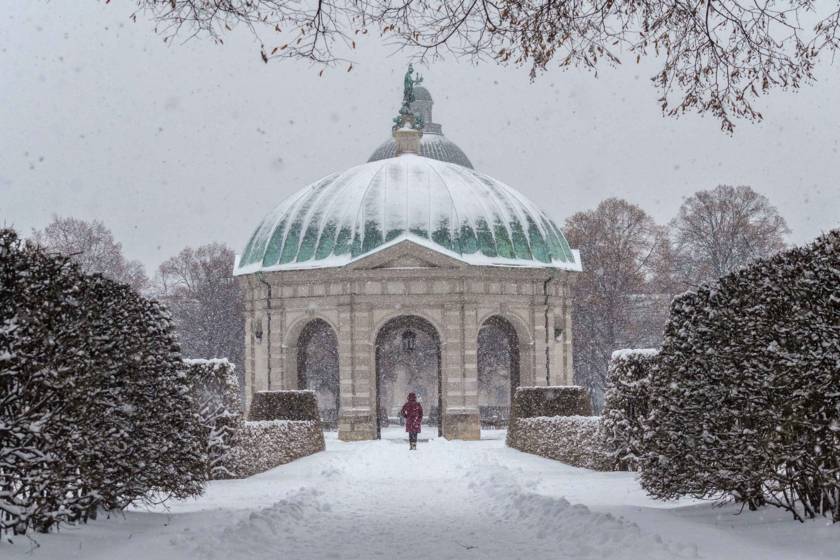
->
[393, 64, 425, 133]
[402, 64, 424, 110]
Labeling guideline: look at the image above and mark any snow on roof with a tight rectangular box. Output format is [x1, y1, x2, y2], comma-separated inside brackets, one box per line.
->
[236, 155, 581, 276]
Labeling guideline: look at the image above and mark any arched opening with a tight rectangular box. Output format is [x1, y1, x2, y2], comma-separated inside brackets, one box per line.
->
[374, 315, 442, 439]
[296, 319, 340, 429]
[477, 316, 521, 429]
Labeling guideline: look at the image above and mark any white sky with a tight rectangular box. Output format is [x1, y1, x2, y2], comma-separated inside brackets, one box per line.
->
[2, 2, 838, 273]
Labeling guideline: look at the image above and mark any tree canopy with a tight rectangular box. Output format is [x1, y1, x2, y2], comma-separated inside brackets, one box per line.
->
[129, 1, 840, 131]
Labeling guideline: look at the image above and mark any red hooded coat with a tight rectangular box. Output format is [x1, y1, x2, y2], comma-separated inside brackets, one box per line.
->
[400, 393, 423, 433]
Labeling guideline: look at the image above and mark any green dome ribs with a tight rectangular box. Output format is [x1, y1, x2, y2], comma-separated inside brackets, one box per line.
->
[238, 157, 578, 272]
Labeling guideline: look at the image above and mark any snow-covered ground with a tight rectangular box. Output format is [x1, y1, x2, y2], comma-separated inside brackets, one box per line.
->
[4, 429, 837, 559]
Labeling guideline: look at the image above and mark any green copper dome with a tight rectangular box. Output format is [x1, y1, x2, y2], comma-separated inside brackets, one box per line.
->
[235, 155, 579, 274]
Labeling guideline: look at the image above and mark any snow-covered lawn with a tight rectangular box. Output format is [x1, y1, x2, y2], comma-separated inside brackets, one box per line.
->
[4, 429, 837, 559]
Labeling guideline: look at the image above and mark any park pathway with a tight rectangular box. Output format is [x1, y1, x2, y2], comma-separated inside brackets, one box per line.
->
[7, 429, 835, 560]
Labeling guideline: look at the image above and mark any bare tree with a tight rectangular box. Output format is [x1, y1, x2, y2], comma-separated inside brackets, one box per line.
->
[156, 243, 245, 376]
[564, 198, 665, 409]
[670, 185, 789, 286]
[127, 1, 840, 131]
[32, 215, 148, 292]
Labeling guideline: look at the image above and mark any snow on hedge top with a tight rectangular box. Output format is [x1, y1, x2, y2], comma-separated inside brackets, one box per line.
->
[184, 358, 236, 367]
[611, 348, 660, 361]
[235, 154, 580, 275]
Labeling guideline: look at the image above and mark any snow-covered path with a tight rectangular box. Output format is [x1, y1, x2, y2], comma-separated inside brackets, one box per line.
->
[5, 430, 837, 559]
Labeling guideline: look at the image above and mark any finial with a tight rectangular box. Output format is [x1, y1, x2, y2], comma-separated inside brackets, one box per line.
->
[392, 64, 425, 155]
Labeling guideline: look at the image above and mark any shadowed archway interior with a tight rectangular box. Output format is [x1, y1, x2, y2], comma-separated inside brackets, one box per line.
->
[374, 315, 442, 439]
[296, 319, 340, 429]
[477, 316, 520, 427]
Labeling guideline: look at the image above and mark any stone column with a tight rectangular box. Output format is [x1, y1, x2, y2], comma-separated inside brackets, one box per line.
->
[249, 283, 270, 405]
[269, 306, 286, 390]
[338, 299, 377, 441]
[462, 304, 479, 412]
[532, 300, 549, 387]
[243, 312, 255, 413]
[549, 306, 567, 386]
[441, 301, 480, 440]
[563, 298, 575, 385]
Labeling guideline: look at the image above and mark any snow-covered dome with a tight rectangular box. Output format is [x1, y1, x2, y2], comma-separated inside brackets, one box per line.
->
[412, 85, 433, 102]
[368, 135, 473, 169]
[235, 154, 579, 274]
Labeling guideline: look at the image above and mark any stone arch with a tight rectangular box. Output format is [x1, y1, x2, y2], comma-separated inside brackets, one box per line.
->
[476, 310, 533, 345]
[369, 310, 445, 348]
[477, 310, 534, 384]
[291, 318, 340, 428]
[284, 314, 340, 349]
[477, 315, 525, 427]
[373, 315, 443, 439]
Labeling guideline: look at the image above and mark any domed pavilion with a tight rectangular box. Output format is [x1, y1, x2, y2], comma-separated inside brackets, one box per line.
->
[235, 68, 581, 441]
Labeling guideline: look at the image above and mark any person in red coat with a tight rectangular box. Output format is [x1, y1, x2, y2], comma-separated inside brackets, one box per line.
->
[400, 392, 423, 450]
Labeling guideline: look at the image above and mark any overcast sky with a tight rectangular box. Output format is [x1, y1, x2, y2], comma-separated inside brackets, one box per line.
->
[2, 2, 838, 274]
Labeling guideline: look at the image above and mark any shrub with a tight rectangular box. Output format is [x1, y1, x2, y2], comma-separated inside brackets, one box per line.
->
[506, 385, 607, 469]
[510, 386, 592, 418]
[69, 275, 206, 516]
[183, 359, 241, 479]
[223, 420, 325, 477]
[0, 229, 206, 535]
[1, 230, 85, 533]
[601, 349, 658, 471]
[248, 390, 321, 421]
[509, 416, 611, 470]
[640, 230, 840, 522]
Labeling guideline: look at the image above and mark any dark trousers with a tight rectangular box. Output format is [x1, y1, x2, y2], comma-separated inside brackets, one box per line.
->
[408, 432, 418, 444]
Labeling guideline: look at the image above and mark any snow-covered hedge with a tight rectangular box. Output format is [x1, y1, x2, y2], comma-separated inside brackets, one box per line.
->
[248, 389, 321, 421]
[223, 420, 325, 477]
[506, 385, 608, 470]
[601, 349, 658, 471]
[183, 366, 326, 479]
[183, 359, 241, 480]
[510, 386, 592, 418]
[0, 229, 205, 535]
[508, 416, 611, 471]
[641, 230, 840, 523]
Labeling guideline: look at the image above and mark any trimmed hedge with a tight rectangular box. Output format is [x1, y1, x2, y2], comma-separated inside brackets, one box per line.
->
[223, 420, 325, 478]
[506, 385, 607, 470]
[641, 230, 840, 523]
[510, 386, 592, 418]
[1, 229, 205, 535]
[509, 416, 611, 471]
[183, 359, 241, 479]
[248, 390, 321, 421]
[601, 349, 658, 471]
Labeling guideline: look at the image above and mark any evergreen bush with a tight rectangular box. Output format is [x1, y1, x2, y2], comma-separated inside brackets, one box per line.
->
[601, 349, 658, 471]
[183, 358, 242, 479]
[248, 390, 321, 421]
[640, 230, 840, 522]
[510, 386, 592, 418]
[0, 229, 206, 535]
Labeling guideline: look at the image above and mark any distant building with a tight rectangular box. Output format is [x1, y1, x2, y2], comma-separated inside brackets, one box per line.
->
[234, 71, 582, 441]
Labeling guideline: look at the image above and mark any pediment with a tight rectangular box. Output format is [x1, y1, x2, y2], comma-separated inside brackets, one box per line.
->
[347, 238, 467, 271]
